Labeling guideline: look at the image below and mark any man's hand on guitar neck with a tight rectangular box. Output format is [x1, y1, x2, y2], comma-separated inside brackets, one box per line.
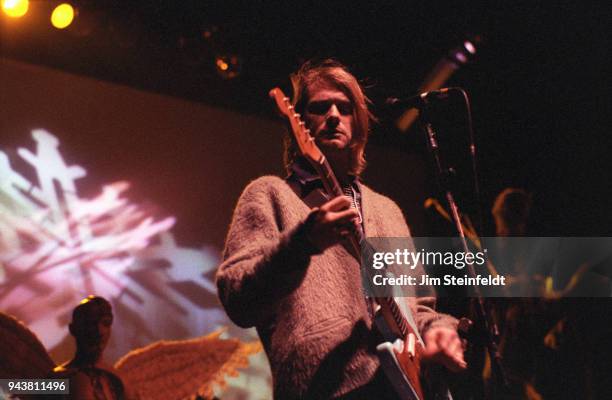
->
[422, 327, 467, 373]
[304, 196, 360, 252]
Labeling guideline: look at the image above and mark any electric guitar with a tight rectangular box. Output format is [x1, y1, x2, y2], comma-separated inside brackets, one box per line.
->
[270, 87, 439, 400]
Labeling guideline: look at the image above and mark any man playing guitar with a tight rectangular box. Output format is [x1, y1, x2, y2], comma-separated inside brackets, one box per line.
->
[216, 59, 465, 399]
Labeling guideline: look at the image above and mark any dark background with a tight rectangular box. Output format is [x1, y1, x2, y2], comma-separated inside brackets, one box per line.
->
[2, 0, 610, 239]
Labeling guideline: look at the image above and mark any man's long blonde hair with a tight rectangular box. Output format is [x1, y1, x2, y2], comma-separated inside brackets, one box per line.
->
[284, 59, 375, 177]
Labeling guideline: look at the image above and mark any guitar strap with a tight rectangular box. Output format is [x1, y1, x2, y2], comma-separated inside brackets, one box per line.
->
[286, 179, 329, 209]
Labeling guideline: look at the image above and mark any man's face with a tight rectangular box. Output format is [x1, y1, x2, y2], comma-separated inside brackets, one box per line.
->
[303, 80, 354, 153]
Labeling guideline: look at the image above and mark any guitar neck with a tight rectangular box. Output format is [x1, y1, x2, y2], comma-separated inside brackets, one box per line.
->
[380, 297, 412, 339]
[311, 156, 361, 251]
[312, 156, 344, 198]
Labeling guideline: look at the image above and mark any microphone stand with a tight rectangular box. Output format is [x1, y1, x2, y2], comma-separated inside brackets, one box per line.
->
[418, 107, 509, 392]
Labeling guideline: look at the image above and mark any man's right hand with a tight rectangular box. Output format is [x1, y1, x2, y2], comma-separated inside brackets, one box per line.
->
[304, 195, 359, 252]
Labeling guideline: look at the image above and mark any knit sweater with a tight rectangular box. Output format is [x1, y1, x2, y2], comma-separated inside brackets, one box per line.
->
[216, 175, 456, 399]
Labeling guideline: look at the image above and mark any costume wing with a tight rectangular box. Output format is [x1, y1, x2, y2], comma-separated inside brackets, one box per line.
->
[114, 329, 262, 400]
[0, 312, 55, 378]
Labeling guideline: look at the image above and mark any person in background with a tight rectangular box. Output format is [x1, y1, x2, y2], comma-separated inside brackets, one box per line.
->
[50, 296, 126, 400]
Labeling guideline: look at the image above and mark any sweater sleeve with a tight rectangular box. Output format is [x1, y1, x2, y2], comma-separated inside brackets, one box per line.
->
[215, 178, 318, 328]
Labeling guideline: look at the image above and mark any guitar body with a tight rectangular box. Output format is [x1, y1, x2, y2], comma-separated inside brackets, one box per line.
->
[372, 297, 426, 400]
[374, 307, 424, 400]
[377, 341, 422, 400]
[374, 303, 453, 400]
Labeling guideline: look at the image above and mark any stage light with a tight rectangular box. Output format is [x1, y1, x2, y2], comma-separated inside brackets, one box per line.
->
[51, 3, 74, 29]
[216, 59, 229, 71]
[463, 40, 476, 55]
[2, 0, 29, 18]
[215, 55, 242, 79]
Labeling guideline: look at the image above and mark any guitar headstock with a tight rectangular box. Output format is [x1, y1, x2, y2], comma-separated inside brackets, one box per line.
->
[269, 87, 323, 164]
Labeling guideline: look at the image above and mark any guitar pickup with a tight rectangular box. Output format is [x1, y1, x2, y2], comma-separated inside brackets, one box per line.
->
[392, 333, 416, 359]
[407, 333, 416, 358]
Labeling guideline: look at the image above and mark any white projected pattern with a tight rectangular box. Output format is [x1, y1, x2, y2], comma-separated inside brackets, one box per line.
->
[0, 130, 272, 399]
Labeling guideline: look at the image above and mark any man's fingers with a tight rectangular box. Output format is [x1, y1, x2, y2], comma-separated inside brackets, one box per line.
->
[330, 208, 359, 224]
[445, 341, 466, 367]
[447, 338, 463, 357]
[438, 333, 464, 365]
[429, 348, 467, 372]
[321, 196, 352, 212]
[449, 352, 467, 371]
[422, 328, 467, 372]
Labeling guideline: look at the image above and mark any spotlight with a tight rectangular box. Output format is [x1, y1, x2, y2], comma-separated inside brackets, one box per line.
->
[447, 36, 480, 67]
[1, 0, 28, 18]
[216, 58, 228, 71]
[215, 55, 242, 79]
[463, 40, 476, 55]
[51, 3, 75, 29]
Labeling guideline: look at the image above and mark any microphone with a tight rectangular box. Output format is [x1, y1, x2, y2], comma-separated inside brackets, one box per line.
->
[385, 88, 451, 110]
